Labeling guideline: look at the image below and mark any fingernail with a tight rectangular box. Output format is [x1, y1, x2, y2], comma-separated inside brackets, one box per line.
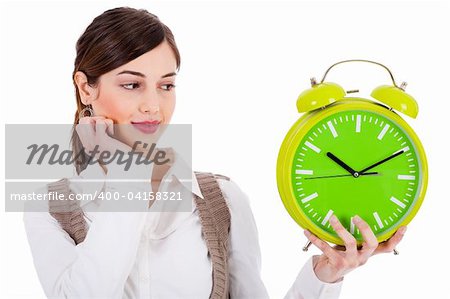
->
[399, 226, 407, 235]
[330, 215, 338, 223]
[304, 230, 311, 237]
[353, 215, 361, 223]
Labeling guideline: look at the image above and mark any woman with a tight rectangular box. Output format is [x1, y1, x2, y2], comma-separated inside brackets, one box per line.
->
[23, 7, 406, 299]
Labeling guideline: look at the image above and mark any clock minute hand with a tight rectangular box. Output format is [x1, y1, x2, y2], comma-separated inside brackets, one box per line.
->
[359, 150, 405, 174]
[304, 172, 379, 180]
[326, 152, 358, 177]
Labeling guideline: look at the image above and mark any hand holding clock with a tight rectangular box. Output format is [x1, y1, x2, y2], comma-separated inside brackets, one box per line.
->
[276, 68, 428, 292]
[304, 215, 407, 283]
[303, 150, 408, 283]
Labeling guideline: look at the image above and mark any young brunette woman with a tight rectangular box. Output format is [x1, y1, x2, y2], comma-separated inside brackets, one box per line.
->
[24, 7, 406, 299]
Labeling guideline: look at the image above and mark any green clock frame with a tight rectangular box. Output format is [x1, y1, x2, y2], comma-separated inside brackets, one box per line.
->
[276, 60, 428, 246]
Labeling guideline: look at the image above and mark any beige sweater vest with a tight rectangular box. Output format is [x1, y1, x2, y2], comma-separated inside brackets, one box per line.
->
[47, 171, 231, 299]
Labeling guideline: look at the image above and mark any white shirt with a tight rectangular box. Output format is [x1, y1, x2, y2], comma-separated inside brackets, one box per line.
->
[23, 150, 343, 299]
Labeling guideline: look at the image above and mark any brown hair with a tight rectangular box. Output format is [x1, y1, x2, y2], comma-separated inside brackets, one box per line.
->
[71, 7, 181, 175]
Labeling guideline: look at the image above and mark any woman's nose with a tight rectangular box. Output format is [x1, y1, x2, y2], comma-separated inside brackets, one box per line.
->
[145, 105, 160, 114]
[139, 102, 160, 114]
[139, 93, 160, 114]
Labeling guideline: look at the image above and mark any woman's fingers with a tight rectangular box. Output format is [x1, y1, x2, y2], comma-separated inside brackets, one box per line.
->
[352, 215, 378, 257]
[307, 219, 408, 283]
[95, 117, 108, 135]
[82, 115, 105, 127]
[75, 117, 95, 147]
[77, 116, 105, 137]
[76, 115, 116, 157]
[95, 117, 132, 153]
[373, 226, 407, 255]
[329, 215, 358, 257]
[104, 118, 114, 136]
[304, 230, 341, 261]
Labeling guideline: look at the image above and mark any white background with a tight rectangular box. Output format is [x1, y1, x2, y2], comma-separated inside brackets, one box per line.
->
[1, 1, 449, 298]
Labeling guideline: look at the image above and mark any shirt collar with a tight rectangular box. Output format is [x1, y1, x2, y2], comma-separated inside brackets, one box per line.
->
[166, 148, 204, 200]
[72, 148, 204, 207]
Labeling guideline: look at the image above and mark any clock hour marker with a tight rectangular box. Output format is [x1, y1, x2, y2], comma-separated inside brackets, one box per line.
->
[296, 169, 313, 175]
[350, 217, 355, 234]
[356, 115, 361, 133]
[393, 148, 408, 156]
[400, 146, 410, 153]
[301, 192, 319, 203]
[377, 124, 390, 140]
[398, 175, 415, 180]
[373, 212, 384, 229]
[305, 141, 321, 153]
[321, 210, 334, 226]
[390, 196, 406, 209]
[327, 121, 338, 138]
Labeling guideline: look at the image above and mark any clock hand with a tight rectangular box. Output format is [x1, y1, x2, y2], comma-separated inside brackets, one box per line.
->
[326, 152, 359, 177]
[359, 150, 405, 174]
[304, 172, 379, 180]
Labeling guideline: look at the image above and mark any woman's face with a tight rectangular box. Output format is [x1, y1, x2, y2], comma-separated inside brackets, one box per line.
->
[79, 39, 177, 150]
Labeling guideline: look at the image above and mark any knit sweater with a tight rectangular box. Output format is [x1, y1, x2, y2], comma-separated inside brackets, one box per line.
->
[47, 171, 231, 299]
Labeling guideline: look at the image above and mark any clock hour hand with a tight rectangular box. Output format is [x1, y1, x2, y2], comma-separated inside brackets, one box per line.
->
[359, 150, 405, 174]
[326, 152, 359, 178]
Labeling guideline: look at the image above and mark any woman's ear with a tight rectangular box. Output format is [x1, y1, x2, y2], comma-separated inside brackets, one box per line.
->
[74, 71, 99, 105]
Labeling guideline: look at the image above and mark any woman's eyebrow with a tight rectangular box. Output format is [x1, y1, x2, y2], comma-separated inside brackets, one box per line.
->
[116, 70, 177, 78]
[161, 72, 177, 78]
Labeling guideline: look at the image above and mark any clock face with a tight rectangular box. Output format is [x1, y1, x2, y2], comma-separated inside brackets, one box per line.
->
[286, 107, 426, 243]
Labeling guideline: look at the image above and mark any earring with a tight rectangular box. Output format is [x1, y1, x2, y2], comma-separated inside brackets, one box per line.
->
[79, 104, 95, 119]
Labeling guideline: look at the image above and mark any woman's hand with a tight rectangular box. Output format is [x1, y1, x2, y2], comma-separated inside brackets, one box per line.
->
[304, 215, 407, 283]
[76, 116, 132, 161]
[76, 116, 156, 209]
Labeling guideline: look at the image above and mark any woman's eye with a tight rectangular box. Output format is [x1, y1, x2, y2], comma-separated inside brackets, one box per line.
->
[121, 83, 140, 90]
[161, 83, 176, 91]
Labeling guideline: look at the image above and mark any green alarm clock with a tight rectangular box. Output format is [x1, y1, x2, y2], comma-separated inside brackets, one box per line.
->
[276, 60, 428, 246]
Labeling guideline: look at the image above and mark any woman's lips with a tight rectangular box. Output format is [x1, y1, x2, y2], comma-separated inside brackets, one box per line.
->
[131, 120, 161, 134]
